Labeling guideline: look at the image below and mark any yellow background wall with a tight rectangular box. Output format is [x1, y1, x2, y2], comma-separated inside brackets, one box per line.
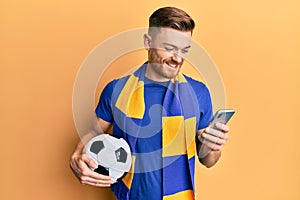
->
[1, 0, 299, 199]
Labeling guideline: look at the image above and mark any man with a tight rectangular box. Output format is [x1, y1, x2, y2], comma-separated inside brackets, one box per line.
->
[70, 7, 230, 200]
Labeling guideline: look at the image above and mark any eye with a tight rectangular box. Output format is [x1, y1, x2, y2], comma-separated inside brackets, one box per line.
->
[181, 49, 189, 54]
[164, 46, 175, 52]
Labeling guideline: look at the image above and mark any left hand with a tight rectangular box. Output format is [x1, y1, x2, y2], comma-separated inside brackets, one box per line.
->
[197, 122, 230, 151]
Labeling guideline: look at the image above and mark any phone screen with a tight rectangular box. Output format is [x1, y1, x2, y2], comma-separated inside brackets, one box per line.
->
[209, 109, 235, 130]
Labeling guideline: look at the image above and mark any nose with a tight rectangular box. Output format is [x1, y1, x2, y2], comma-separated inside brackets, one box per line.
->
[172, 52, 183, 63]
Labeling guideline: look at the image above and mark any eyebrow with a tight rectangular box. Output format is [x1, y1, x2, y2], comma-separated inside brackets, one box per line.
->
[162, 42, 191, 49]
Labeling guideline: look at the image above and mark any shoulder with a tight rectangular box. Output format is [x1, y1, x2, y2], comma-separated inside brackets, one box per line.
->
[183, 74, 210, 95]
[99, 75, 132, 106]
[102, 75, 130, 94]
[183, 75, 213, 129]
[95, 75, 130, 121]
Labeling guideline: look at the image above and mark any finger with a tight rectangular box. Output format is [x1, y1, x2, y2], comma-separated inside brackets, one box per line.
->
[201, 138, 223, 151]
[197, 129, 204, 139]
[81, 179, 112, 187]
[78, 161, 113, 181]
[86, 182, 112, 187]
[215, 123, 230, 133]
[197, 129, 205, 136]
[223, 132, 229, 141]
[205, 127, 226, 139]
[71, 156, 86, 178]
[202, 132, 226, 145]
[79, 170, 115, 185]
[80, 175, 115, 185]
[70, 154, 114, 185]
[198, 133, 204, 143]
[82, 154, 98, 169]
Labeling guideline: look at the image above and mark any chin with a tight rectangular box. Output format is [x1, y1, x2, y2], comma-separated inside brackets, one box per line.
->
[164, 72, 179, 80]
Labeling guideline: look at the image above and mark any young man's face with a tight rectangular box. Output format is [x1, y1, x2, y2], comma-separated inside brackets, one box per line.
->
[144, 28, 192, 82]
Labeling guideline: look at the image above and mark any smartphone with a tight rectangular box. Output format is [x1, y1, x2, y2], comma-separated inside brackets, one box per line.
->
[209, 109, 235, 130]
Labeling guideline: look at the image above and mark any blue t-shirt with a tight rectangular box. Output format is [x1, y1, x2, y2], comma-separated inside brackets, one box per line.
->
[95, 75, 212, 200]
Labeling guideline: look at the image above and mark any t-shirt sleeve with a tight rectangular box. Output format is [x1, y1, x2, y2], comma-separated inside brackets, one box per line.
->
[197, 83, 213, 130]
[95, 81, 115, 123]
[187, 77, 213, 130]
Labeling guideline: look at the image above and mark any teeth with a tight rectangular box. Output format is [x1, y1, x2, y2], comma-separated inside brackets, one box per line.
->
[167, 62, 177, 68]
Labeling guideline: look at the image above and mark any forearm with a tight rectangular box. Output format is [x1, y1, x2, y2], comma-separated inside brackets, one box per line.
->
[197, 142, 221, 168]
[72, 132, 97, 157]
[196, 123, 230, 168]
[72, 117, 111, 156]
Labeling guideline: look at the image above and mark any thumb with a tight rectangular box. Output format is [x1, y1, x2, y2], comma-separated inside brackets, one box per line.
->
[197, 128, 205, 137]
[83, 154, 98, 169]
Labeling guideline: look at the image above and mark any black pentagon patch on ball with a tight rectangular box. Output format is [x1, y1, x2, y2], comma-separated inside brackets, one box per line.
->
[94, 165, 109, 176]
[115, 147, 127, 163]
[90, 141, 104, 154]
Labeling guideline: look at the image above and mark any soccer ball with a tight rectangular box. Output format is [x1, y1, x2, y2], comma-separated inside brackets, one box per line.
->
[84, 134, 132, 181]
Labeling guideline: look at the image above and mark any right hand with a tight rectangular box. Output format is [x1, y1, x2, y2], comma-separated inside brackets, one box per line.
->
[70, 153, 115, 187]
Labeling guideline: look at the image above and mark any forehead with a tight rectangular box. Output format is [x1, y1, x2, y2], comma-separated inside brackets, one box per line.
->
[151, 28, 192, 48]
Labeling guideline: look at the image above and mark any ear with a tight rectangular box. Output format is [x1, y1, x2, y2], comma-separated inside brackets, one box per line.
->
[143, 34, 152, 50]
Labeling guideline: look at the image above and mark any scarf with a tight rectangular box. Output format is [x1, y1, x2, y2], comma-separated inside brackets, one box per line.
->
[111, 63, 199, 200]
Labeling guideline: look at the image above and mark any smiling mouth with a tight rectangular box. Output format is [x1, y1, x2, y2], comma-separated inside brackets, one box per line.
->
[166, 61, 179, 69]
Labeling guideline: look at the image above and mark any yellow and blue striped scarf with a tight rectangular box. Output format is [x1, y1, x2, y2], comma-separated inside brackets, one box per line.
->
[113, 64, 199, 200]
